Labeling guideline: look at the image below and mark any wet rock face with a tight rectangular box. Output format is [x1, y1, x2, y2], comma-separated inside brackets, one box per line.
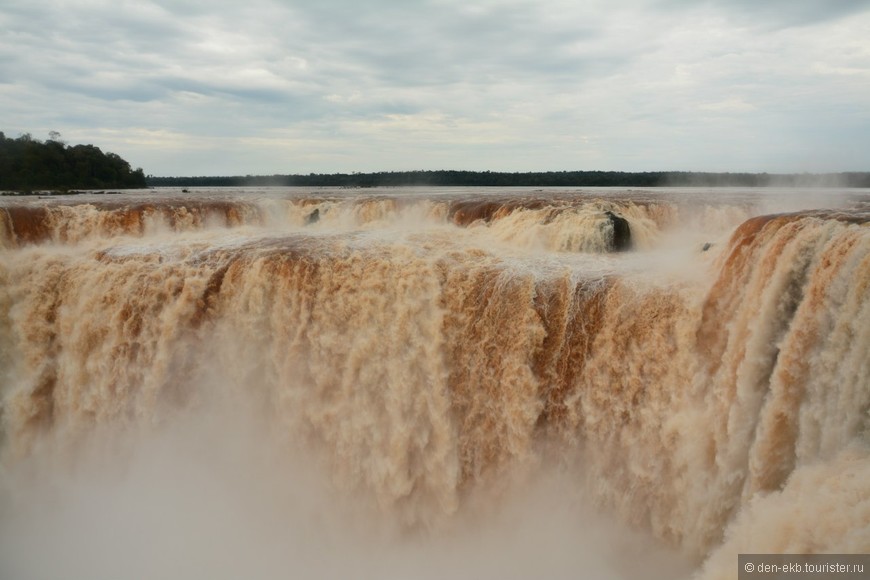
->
[604, 211, 632, 252]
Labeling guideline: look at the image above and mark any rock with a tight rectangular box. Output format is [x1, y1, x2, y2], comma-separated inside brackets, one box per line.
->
[306, 208, 320, 224]
[702, 242, 713, 252]
[604, 210, 632, 252]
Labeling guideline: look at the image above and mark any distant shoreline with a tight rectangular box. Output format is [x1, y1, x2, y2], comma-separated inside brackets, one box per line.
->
[146, 170, 870, 189]
[1, 190, 125, 197]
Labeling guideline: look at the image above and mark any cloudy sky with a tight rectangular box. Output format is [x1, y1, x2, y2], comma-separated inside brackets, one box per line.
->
[2, 0, 869, 176]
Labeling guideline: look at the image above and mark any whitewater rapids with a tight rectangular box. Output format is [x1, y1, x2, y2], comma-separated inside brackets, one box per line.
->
[1, 186, 868, 579]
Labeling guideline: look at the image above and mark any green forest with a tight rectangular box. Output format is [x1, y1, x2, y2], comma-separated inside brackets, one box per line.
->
[0, 132, 146, 191]
[148, 169, 870, 188]
[3, 130, 868, 191]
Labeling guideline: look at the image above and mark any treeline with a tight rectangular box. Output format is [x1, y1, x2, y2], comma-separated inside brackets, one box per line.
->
[147, 170, 870, 188]
[0, 132, 146, 191]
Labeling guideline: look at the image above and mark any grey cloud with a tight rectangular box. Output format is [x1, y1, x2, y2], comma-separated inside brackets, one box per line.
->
[658, 0, 869, 28]
[2, 0, 868, 175]
[289, 0, 637, 88]
[3, 0, 642, 114]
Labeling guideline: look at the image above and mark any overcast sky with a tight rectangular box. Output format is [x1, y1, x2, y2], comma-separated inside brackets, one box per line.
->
[2, 0, 869, 176]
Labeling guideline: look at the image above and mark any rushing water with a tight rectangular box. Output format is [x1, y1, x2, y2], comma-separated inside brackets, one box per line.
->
[1, 186, 868, 579]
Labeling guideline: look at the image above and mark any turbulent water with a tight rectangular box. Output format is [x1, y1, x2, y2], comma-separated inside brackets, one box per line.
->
[1, 186, 868, 579]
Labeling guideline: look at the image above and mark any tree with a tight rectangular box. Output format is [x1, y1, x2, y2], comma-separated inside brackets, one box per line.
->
[0, 131, 147, 191]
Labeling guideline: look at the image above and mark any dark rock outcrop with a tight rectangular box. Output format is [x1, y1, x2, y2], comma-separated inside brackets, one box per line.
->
[604, 211, 632, 252]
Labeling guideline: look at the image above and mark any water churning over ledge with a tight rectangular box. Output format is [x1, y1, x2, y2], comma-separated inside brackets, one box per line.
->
[1, 187, 868, 579]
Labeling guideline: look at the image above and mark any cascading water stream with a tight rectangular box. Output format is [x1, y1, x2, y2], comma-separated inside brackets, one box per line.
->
[1, 187, 867, 579]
